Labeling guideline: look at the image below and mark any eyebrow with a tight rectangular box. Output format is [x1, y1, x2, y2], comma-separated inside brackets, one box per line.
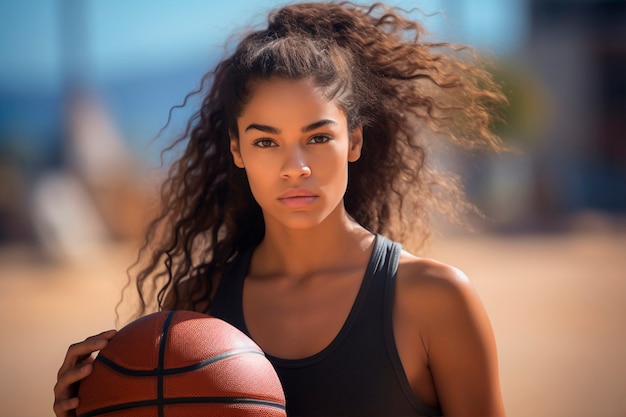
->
[244, 119, 338, 134]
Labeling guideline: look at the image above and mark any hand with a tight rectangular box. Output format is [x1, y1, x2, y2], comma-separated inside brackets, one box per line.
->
[53, 330, 117, 417]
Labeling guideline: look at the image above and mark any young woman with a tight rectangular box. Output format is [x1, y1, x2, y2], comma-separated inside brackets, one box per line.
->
[54, 2, 508, 416]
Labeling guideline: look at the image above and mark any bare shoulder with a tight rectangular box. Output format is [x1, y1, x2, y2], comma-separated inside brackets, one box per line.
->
[395, 250, 506, 416]
[398, 250, 469, 283]
[394, 249, 497, 369]
[395, 250, 477, 317]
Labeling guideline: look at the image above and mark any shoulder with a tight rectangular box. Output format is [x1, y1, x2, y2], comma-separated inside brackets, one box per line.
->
[394, 250, 493, 347]
[397, 250, 469, 287]
[396, 251, 475, 313]
[395, 251, 506, 415]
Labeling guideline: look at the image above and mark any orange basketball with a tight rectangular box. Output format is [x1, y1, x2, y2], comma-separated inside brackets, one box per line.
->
[77, 310, 286, 417]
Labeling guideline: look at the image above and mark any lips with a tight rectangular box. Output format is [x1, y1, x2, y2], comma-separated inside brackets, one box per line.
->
[278, 188, 319, 208]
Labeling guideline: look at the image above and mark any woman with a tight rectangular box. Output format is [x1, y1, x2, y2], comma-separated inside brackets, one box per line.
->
[54, 2, 507, 416]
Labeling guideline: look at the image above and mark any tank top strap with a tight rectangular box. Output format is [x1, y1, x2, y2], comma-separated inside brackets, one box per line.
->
[352, 234, 401, 325]
[211, 235, 397, 333]
[211, 236, 442, 416]
[370, 234, 402, 285]
[210, 245, 254, 329]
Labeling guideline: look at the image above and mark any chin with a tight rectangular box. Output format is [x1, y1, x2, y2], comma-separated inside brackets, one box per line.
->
[265, 210, 330, 231]
[281, 217, 327, 231]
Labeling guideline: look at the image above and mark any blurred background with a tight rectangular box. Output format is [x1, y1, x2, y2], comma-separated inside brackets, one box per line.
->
[0, 0, 624, 416]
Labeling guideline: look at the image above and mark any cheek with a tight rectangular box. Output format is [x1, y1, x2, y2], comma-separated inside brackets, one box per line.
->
[313, 153, 350, 197]
[316, 148, 349, 176]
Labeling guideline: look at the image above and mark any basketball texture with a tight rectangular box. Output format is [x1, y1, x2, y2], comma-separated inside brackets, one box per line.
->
[76, 310, 286, 417]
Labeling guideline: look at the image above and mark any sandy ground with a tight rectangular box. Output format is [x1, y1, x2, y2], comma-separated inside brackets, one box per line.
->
[1, 230, 625, 417]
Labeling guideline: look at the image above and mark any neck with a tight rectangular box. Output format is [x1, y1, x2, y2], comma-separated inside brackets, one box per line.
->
[252, 205, 374, 277]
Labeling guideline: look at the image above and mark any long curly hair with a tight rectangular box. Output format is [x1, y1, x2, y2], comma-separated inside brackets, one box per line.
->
[119, 1, 507, 323]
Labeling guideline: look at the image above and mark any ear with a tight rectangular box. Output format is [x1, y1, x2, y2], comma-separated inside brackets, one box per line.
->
[229, 132, 245, 168]
[348, 125, 363, 163]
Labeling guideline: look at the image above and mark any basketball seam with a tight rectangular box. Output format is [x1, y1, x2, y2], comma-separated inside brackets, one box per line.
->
[157, 311, 175, 417]
[96, 348, 265, 376]
[80, 311, 283, 417]
[76, 396, 287, 417]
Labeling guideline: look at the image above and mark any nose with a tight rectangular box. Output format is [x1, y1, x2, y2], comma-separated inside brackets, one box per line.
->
[280, 146, 311, 179]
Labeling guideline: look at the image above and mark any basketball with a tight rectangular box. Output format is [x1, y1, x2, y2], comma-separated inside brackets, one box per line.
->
[76, 310, 286, 417]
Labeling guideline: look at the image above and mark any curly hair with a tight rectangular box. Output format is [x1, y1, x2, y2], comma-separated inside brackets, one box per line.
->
[119, 1, 507, 323]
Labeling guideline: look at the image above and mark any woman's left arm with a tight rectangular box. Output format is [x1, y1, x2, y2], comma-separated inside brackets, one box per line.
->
[427, 265, 506, 417]
[401, 259, 506, 417]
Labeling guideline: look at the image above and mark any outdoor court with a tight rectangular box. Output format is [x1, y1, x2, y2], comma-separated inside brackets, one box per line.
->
[1, 228, 625, 417]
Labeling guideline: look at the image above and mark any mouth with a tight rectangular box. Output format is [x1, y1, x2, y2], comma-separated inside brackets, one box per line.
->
[278, 188, 319, 208]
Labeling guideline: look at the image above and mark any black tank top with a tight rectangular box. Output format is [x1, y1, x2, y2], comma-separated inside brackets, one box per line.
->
[210, 235, 443, 417]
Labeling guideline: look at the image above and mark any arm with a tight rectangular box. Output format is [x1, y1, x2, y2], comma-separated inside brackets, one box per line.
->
[53, 330, 117, 417]
[423, 264, 506, 417]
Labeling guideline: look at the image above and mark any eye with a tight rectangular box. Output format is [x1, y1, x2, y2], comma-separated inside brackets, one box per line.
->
[308, 134, 332, 144]
[252, 138, 277, 148]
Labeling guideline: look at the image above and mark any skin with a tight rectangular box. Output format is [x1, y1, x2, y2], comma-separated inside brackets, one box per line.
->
[53, 330, 117, 416]
[54, 77, 506, 417]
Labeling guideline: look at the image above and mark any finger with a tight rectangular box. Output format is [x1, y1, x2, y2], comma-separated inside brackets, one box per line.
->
[53, 330, 117, 416]
[53, 396, 79, 417]
[69, 330, 117, 359]
[54, 363, 93, 397]
[79, 329, 117, 350]
[77, 354, 96, 368]
[58, 330, 116, 376]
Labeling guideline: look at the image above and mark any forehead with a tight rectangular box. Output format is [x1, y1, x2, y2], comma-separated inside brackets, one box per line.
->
[238, 77, 346, 125]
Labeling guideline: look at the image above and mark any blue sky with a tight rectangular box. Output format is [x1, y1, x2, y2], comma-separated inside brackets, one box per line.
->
[0, 0, 527, 92]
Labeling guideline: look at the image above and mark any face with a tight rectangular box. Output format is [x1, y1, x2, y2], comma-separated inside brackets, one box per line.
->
[230, 77, 362, 231]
